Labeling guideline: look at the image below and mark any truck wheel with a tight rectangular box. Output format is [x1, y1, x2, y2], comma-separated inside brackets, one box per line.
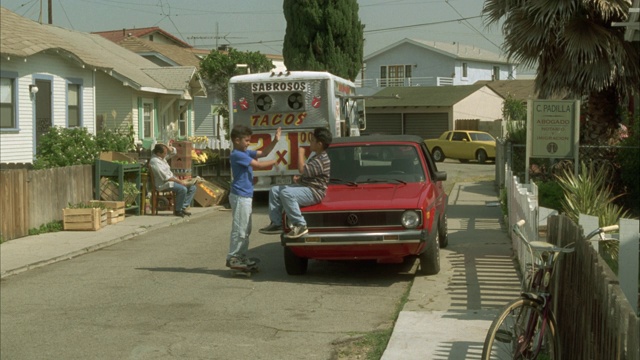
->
[476, 150, 488, 164]
[432, 148, 445, 162]
[438, 215, 449, 248]
[418, 232, 440, 275]
[284, 247, 308, 275]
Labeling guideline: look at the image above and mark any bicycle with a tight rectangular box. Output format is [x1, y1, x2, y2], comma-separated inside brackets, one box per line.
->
[481, 219, 619, 360]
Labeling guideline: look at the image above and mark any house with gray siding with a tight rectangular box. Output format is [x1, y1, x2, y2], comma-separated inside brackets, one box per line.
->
[0, 7, 204, 164]
[358, 38, 517, 96]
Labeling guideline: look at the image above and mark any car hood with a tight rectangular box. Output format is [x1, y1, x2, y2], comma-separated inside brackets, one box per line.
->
[303, 183, 430, 212]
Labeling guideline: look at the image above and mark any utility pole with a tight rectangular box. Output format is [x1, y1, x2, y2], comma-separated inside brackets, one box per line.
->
[48, 0, 52, 24]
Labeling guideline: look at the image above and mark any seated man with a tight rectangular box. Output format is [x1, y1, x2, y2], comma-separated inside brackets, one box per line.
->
[149, 143, 196, 217]
[259, 127, 332, 238]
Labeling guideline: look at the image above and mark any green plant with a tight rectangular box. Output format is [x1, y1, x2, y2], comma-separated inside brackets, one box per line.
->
[95, 124, 136, 153]
[122, 181, 140, 206]
[535, 180, 563, 211]
[28, 221, 63, 235]
[33, 126, 100, 169]
[555, 161, 631, 262]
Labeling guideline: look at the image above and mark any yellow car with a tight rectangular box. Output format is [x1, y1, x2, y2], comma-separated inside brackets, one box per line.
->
[424, 131, 496, 164]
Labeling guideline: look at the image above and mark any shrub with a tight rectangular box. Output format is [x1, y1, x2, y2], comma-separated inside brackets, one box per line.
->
[536, 180, 563, 211]
[95, 125, 136, 153]
[33, 127, 100, 169]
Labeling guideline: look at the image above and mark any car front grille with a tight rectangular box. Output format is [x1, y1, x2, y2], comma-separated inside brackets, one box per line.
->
[302, 210, 420, 229]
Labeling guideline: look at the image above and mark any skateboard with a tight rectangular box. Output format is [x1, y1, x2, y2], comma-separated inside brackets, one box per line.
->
[230, 258, 260, 277]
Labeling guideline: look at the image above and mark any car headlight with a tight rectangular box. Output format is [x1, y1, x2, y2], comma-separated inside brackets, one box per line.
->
[401, 210, 420, 229]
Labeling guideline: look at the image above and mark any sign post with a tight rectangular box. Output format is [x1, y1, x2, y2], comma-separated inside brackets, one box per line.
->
[526, 100, 580, 183]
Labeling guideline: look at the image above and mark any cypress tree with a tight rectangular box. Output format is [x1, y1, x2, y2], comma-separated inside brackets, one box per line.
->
[283, 0, 363, 81]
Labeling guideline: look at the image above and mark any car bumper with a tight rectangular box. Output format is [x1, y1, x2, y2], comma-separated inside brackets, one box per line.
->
[281, 229, 430, 261]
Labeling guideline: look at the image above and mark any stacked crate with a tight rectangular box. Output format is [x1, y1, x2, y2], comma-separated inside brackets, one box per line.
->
[170, 141, 192, 180]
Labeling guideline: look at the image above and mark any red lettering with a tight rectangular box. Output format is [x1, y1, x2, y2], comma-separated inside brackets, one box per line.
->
[284, 114, 295, 125]
[276, 150, 288, 165]
[251, 115, 260, 126]
[259, 115, 269, 126]
[295, 113, 306, 125]
[288, 132, 298, 170]
[272, 114, 282, 125]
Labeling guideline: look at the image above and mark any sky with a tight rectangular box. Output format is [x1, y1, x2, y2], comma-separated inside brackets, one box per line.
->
[5, 0, 507, 57]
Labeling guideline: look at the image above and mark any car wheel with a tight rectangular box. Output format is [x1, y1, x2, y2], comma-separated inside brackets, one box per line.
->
[432, 148, 445, 162]
[438, 214, 448, 248]
[476, 150, 488, 164]
[418, 232, 440, 275]
[284, 247, 308, 275]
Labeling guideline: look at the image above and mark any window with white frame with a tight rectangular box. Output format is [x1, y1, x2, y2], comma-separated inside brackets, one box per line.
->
[142, 100, 154, 138]
[0, 76, 16, 129]
[178, 107, 187, 136]
[493, 66, 500, 80]
[67, 83, 81, 127]
[379, 65, 412, 87]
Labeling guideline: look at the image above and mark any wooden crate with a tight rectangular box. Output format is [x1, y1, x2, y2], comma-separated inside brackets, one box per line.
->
[194, 180, 228, 207]
[89, 200, 125, 224]
[99, 177, 119, 201]
[63, 208, 107, 231]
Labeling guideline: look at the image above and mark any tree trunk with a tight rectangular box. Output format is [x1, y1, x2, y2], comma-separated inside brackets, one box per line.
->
[583, 86, 619, 145]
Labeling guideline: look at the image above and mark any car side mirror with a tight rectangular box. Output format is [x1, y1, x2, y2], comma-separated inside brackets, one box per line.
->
[434, 171, 447, 182]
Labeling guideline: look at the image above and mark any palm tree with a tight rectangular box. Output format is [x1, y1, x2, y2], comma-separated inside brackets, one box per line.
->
[483, 0, 640, 144]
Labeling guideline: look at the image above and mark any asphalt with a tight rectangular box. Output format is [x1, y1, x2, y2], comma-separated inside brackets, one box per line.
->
[0, 181, 522, 359]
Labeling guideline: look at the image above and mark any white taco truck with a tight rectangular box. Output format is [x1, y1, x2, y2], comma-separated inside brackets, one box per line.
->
[228, 71, 365, 192]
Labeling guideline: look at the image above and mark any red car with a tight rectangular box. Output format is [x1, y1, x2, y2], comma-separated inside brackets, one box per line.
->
[280, 135, 448, 276]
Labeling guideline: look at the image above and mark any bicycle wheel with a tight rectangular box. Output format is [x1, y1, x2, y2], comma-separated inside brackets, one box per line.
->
[482, 298, 559, 360]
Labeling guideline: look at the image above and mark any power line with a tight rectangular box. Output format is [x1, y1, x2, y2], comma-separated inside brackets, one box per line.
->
[444, 0, 501, 50]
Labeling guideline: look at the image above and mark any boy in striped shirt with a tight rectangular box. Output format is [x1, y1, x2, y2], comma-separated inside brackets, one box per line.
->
[259, 127, 332, 238]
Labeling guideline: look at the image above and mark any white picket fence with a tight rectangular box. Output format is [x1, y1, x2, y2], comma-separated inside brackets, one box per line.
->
[506, 164, 640, 312]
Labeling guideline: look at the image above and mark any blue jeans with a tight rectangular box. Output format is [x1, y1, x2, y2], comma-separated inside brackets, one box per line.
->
[228, 192, 252, 260]
[172, 183, 196, 212]
[268, 185, 317, 226]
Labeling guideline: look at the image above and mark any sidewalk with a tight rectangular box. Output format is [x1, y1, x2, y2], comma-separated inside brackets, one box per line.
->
[0, 207, 220, 279]
[0, 181, 522, 359]
[381, 181, 522, 359]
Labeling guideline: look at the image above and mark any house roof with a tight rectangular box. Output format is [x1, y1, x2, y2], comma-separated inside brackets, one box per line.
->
[366, 84, 489, 108]
[91, 26, 192, 48]
[474, 80, 538, 100]
[0, 7, 200, 95]
[118, 37, 202, 67]
[365, 38, 513, 65]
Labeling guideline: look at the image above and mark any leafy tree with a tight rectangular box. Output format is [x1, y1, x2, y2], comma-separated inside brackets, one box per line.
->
[483, 0, 640, 144]
[199, 48, 274, 122]
[283, 0, 363, 81]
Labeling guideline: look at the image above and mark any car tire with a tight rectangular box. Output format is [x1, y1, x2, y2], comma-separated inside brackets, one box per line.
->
[284, 246, 308, 275]
[438, 214, 448, 248]
[432, 148, 445, 162]
[476, 150, 488, 164]
[418, 232, 440, 275]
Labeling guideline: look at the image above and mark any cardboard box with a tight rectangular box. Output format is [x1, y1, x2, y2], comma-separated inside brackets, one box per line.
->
[194, 180, 228, 207]
[170, 156, 192, 169]
[99, 151, 137, 163]
[89, 200, 125, 224]
[63, 207, 107, 231]
[173, 141, 193, 156]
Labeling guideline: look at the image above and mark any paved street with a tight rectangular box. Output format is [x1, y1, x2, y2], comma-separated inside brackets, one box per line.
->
[0, 206, 412, 360]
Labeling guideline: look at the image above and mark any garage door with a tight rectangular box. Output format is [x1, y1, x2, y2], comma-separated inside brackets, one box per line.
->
[404, 113, 448, 139]
[362, 113, 402, 135]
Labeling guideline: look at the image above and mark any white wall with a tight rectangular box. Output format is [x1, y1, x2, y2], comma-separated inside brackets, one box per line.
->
[0, 53, 95, 163]
[453, 86, 504, 137]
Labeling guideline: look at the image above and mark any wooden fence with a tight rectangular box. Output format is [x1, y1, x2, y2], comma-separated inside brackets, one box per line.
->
[0, 165, 93, 241]
[549, 214, 639, 360]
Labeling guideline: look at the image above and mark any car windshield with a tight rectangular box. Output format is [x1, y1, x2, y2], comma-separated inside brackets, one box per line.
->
[328, 144, 425, 184]
[470, 133, 495, 141]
